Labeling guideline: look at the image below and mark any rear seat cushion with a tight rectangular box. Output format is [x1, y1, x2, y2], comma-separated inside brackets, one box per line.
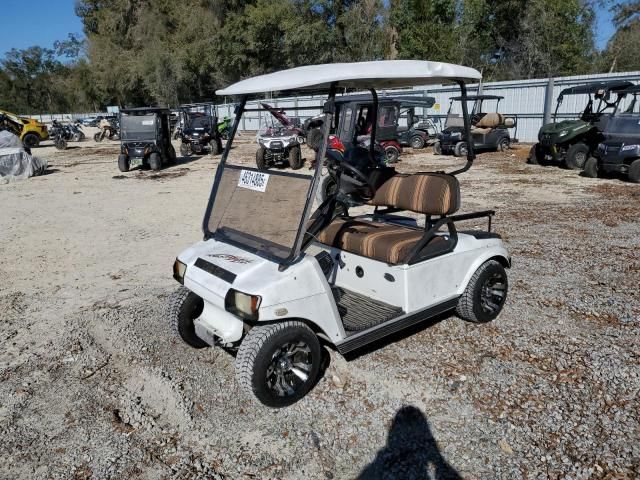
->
[471, 126, 492, 135]
[475, 113, 503, 128]
[316, 218, 448, 264]
[368, 173, 460, 215]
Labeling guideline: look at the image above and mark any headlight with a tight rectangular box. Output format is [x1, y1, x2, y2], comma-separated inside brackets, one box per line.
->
[173, 258, 187, 284]
[597, 143, 605, 152]
[225, 289, 261, 320]
[621, 144, 639, 151]
[558, 130, 569, 137]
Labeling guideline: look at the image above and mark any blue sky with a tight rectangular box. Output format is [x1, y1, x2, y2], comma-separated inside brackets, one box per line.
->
[0, 0, 622, 57]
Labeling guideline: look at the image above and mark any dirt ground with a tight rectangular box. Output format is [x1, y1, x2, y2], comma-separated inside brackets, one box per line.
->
[1, 130, 638, 480]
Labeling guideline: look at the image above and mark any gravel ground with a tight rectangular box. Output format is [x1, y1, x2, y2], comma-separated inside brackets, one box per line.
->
[0, 131, 638, 479]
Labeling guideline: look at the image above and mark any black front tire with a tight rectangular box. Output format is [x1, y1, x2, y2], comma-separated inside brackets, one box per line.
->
[433, 141, 442, 155]
[629, 159, 640, 183]
[22, 133, 40, 149]
[410, 135, 426, 149]
[498, 137, 510, 152]
[118, 154, 130, 172]
[55, 138, 68, 150]
[235, 321, 321, 408]
[256, 147, 267, 170]
[149, 152, 162, 171]
[453, 141, 468, 157]
[306, 128, 324, 152]
[94, 132, 103, 142]
[384, 145, 400, 164]
[582, 156, 598, 178]
[168, 287, 208, 349]
[210, 139, 221, 156]
[565, 142, 589, 170]
[180, 143, 191, 157]
[456, 260, 508, 323]
[288, 145, 303, 170]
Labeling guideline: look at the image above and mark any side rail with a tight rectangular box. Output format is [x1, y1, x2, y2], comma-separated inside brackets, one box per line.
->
[448, 210, 495, 232]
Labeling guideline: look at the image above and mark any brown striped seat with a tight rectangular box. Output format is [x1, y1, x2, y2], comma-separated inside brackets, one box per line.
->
[316, 173, 459, 264]
[316, 218, 449, 264]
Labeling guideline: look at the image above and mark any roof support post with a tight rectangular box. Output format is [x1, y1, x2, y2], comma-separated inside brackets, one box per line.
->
[543, 77, 555, 125]
[369, 88, 378, 164]
[451, 81, 475, 175]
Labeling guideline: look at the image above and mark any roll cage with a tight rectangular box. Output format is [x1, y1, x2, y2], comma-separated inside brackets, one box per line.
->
[552, 80, 634, 123]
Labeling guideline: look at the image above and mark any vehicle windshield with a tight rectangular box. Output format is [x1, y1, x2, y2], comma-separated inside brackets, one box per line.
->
[121, 113, 157, 141]
[204, 103, 320, 261]
[604, 115, 640, 139]
[186, 113, 212, 130]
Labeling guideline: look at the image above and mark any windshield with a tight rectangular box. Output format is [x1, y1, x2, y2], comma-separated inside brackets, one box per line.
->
[121, 114, 157, 141]
[604, 115, 640, 139]
[204, 103, 320, 261]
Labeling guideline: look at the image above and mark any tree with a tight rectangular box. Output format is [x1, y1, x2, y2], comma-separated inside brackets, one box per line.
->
[600, 0, 640, 72]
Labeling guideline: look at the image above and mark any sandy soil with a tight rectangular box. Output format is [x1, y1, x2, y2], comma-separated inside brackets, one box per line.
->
[1, 131, 638, 479]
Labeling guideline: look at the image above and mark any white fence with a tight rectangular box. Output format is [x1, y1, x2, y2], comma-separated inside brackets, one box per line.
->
[25, 70, 640, 142]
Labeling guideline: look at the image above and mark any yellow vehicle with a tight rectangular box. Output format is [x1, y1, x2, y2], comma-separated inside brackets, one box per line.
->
[0, 110, 49, 148]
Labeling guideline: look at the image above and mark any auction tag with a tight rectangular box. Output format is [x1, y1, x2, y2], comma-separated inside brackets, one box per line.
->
[238, 169, 269, 192]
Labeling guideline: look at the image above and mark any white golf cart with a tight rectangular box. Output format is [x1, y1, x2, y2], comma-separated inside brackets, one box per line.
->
[169, 61, 511, 408]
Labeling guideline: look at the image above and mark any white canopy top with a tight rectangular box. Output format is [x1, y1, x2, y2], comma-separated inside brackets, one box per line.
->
[216, 60, 481, 96]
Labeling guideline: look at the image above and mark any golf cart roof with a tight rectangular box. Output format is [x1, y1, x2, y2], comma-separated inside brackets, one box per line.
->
[216, 61, 481, 96]
[450, 94, 503, 101]
[558, 80, 633, 98]
[121, 107, 170, 115]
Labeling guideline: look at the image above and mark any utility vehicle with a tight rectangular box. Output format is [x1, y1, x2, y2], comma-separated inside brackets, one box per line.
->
[256, 103, 305, 170]
[434, 95, 516, 156]
[528, 80, 633, 169]
[117, 107, 176, 172]
[0, 110, 48, 148]
[168, 61, 511, 408]
[178, 103, 223, 157]
[396, 96, 437, 149]
[583, 84, 640, 183]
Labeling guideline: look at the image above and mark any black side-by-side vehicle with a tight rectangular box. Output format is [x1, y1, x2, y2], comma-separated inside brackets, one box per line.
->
[582, 84, 640, 183]
[118, 107, 176, 172]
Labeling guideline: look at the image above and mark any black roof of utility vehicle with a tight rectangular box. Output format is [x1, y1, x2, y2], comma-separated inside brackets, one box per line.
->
[121, 107, 171, 114]
[619, 84, 640, 94]
[558, 80, 633, 98]
[450, 94, 504, 101]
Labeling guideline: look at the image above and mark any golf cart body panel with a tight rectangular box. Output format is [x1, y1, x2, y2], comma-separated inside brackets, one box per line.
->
[595, 112, 640, 175]
[170, 60, 511, 407]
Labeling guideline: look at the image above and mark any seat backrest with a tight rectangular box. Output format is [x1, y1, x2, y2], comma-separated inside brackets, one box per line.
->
[476, 112, 503, 128]
[369, 173, 460, 215]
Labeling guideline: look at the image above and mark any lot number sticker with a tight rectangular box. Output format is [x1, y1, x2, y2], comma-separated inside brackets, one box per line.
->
[238, 169, 269, 192]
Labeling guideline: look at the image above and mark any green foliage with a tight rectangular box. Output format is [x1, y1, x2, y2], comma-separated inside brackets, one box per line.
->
[0, 0, 633, 113]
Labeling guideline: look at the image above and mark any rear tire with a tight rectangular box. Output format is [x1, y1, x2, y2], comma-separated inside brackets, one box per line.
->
[582, 156, 598, 178]
[149, 152, 162, 171]
[565, 142, 589, 170]
[167, 145, 177, 165]
[168, 286, 209, 349]
[629, 159, 640, 183]
[256, 147, 267, 170]
[453, 141, 468, 157]
[433, 141, 442, 155]
[93, 132, 102, 142]
[410, 135, 425, 149]
[55, 138, 67, 150]
[288, 145, 303, 170]
[235, 321, 321, 408]
[22, 133, 40, 149]
[456, 260, 508, 323]
[118, 154, 130, 172]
